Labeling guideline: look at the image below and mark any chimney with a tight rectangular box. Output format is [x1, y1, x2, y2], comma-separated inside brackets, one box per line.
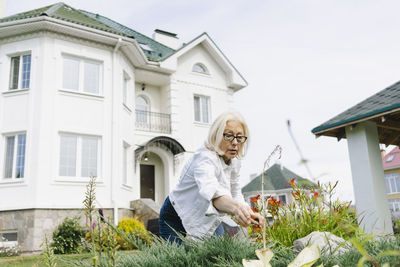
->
[0, 0, 5, 18]
[152, 29, 180, 50]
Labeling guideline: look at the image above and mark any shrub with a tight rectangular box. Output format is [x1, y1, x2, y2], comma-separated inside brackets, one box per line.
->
[116, 217, 152, 250]
[51, 216, 85, 254]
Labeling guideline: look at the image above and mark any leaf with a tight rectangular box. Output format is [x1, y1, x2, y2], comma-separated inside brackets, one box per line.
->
[242, 248, 273, 267]
[242, 259, 264, 267]
[255, 248, 274, 263]
[287, 244, 320, 267]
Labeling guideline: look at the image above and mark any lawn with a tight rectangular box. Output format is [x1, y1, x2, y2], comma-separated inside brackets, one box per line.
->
[0, 253, 92, 267]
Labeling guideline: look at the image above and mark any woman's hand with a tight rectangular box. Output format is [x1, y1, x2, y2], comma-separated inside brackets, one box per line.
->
[212, 195, 265, 228]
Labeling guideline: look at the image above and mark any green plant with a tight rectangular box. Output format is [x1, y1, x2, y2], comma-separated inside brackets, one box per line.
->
[42, 235, 57, 267]
[83, 176, 97, 233]
[0, 244, 21, 257]
[249, 179, 362, 247]
[51, 216, 85, 254]
[116, 217, 152, 250]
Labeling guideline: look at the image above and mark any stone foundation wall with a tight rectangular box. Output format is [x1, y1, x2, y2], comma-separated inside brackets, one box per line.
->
[0, 208, 134, 252]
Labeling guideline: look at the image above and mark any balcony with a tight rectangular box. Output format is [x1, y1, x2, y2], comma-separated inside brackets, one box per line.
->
[135, 110, 171, 134]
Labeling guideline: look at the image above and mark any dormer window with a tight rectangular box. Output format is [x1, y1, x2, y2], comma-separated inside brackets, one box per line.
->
[386, 154, 395, 162]
[192, 63, 209, 74]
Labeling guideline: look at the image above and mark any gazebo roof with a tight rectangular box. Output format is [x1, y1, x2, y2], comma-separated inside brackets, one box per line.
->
[311, 80, 400, 146]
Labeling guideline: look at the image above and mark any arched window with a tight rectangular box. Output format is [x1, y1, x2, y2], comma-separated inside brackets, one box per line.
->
[136, 96, 149, 123]
[192, 63, 209, 74]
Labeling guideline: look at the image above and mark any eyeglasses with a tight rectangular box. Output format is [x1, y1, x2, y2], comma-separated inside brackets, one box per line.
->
[223, 133, 248, 144]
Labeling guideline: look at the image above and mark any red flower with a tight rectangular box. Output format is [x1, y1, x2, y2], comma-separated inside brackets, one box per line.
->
[268, 196, 277, 206]
[250, 194, 260, 203]
[311, 191, 320, 199]
[252, 224, 261, 231]
[285, 178, 296, 187]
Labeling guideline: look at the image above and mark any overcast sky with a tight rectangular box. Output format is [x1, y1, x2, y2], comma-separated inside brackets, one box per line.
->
[5, 0, 400, 203]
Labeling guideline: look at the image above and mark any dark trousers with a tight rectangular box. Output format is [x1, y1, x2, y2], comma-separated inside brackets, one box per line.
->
[159, 196, 187, 245]
[159, 196, 224, 245]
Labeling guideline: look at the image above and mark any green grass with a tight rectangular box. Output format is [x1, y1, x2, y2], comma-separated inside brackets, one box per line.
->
[0, 253, 92, 267]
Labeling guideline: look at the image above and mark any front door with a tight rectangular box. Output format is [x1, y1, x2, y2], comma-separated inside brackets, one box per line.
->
[140, 164, 155, 200]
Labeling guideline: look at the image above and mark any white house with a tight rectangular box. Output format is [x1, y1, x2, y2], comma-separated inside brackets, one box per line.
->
[0, 2, 247, 251]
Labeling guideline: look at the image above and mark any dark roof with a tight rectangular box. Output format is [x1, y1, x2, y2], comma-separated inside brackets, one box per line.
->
[241, 164, 315, 193]
[312, 81, 400, 134]
[0, 2, 127, 36]
[80, 11, 175, 61]
[0, 2, 175, 61]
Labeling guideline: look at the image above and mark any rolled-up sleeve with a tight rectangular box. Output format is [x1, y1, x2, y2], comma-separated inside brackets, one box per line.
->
[230, 160, 246, 204]
[193, 154, 230, 201]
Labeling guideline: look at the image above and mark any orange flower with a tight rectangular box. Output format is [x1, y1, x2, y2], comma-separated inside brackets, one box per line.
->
[252, 224, 261, 231]
[268, 196, 277, 206]
[250, 194, 260, 203]
[285, 178, 296, 187]
[251, 205, 258, 213]
[311, 191, 320, 199]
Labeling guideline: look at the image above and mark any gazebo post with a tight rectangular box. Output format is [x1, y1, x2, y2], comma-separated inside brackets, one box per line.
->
[345, 121, 393, 235]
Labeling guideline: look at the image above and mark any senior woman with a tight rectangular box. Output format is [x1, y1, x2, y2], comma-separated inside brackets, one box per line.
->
[159, 111, 264, 244]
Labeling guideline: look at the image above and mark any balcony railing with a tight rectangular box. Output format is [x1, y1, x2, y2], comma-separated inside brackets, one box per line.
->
[135, 110, 171, 134]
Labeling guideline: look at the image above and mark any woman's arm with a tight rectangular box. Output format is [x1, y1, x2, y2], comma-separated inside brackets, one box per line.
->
[212, 195, 264, 227]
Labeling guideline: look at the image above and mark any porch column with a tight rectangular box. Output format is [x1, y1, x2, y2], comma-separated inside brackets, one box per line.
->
[345, 121, 393, 235]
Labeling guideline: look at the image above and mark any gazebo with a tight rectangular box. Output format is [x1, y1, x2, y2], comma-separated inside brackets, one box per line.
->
[312, 81, 400, 235]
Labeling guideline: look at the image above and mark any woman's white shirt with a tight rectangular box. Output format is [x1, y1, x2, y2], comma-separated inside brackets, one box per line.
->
[168, 146, 246, 238]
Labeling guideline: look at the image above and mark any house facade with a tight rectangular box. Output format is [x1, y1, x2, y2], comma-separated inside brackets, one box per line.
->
[382, 146, 400, 218]
[0, 3, 247, 251]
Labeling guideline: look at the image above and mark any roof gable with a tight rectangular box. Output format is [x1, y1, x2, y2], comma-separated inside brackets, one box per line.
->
[241, 164, 314, 193]
[160, 32, 248, 91]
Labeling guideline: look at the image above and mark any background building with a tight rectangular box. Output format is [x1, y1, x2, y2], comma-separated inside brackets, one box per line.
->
[241, 164, 314, 206]
[382, 146, 400, 218]
[0, 2, 247, 251]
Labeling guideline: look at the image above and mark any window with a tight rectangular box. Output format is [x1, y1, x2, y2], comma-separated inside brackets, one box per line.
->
[386, 154, 395, 162]
[62, 55, 102, 95]
[136, 96, 149, 123]
[388, 198, 400, 212]
[123, 72, 130, 106]
[9, 54, 31, 90]
[0, 232, 18, 242]
[122, 143, 130, 185]
[385, 173, 400, 194]
[138, 43, 154, 52]
[3, 133, 26, 179]
[278, 194, 287, 205]
[194, 95, 210, 123]
[192, 63, 208, 74]
[0, 231, 18, 247]
[59, 134, 101, 178]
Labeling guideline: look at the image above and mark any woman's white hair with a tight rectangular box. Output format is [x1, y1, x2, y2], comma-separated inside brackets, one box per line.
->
[204, 111, 249, 158]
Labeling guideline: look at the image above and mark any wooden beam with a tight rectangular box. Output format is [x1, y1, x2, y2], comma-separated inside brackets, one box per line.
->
[385, 132, 400, 146]
[377, 119, 400, 131]
[336, 128, 345, 141]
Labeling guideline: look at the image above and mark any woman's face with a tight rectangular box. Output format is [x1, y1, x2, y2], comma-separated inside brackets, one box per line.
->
[219, 120, 245, 163]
